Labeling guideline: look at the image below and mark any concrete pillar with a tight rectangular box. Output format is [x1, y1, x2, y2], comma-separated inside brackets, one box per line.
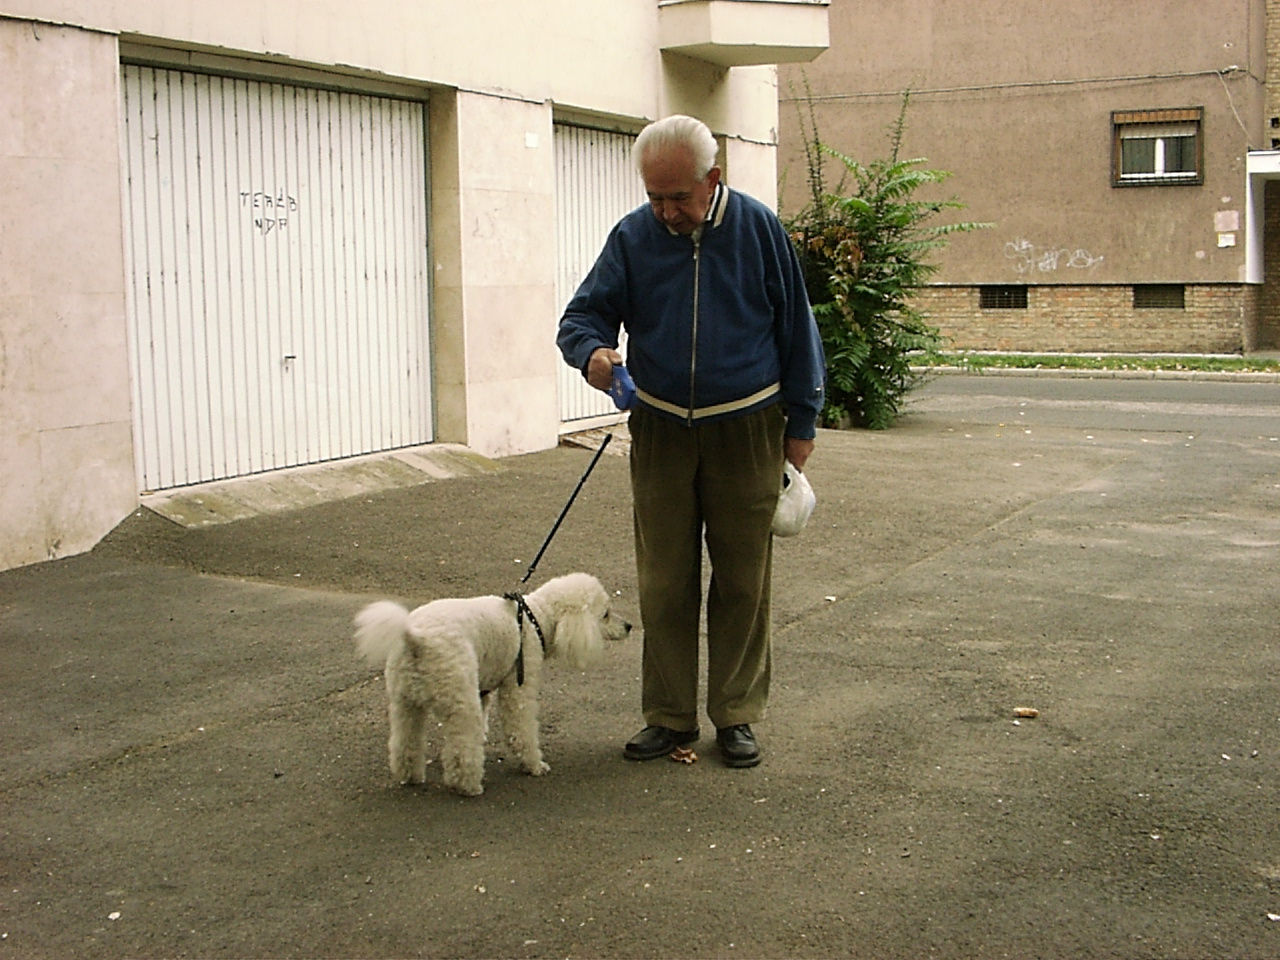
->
[0, 20, 136, 570]
[429, 89, 559, 458]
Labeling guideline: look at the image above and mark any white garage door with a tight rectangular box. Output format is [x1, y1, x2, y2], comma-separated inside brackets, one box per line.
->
[554, 124, 646, 425]
[121, 65, 432, 491]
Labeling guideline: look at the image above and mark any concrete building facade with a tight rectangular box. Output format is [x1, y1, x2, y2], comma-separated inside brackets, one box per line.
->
[0, 0, 829, 571]
[777, 0, 1280, 355]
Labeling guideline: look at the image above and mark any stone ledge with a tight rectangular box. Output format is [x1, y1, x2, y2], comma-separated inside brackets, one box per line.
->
[141, 443, 503, 528]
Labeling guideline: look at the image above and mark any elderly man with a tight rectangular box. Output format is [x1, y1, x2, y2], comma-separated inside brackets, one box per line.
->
[557, 114, 824, 768]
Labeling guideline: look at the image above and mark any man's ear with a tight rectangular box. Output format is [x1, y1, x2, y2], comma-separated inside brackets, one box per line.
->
[706, 166, 722, 188]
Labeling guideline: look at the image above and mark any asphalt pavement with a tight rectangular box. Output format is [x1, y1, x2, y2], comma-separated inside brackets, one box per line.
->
[3, 372, 1280, 959]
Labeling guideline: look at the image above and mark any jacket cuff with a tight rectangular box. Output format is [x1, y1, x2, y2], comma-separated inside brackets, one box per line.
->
[575, 342, 607, 378]
[784, 407, 818, 440]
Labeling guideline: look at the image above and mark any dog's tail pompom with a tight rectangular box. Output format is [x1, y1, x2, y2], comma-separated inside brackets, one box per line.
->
[354, 600, 410, 667]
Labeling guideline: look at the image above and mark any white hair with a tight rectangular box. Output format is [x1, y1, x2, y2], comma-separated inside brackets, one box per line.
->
[633, 115, 718, 178]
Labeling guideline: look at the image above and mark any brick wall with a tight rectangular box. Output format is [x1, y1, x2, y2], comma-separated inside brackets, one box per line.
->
[1269, 0, 1280, 142]
[1244, 282, 1262, 352]
[914, 284, 1251, 354]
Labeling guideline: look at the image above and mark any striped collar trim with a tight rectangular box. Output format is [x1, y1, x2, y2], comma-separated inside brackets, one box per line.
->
[707, 182, 728, 228]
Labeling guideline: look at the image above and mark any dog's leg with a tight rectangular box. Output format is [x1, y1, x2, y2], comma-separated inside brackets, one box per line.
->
[438, 694, 486, 796]
[481, 690, 494, 742]
[496, 679, 550, 776]
[387, 696, 429, 785]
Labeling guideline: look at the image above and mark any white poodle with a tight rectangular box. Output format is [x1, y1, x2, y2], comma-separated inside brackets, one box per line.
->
[354, 572, 630, 796]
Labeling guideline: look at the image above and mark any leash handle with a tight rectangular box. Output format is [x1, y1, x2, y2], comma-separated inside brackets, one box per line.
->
[521, 433, 612, 583]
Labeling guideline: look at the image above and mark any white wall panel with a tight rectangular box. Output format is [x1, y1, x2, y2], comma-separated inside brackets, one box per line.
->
[121, 65, 432, 490]
[553, 124, 646, 424]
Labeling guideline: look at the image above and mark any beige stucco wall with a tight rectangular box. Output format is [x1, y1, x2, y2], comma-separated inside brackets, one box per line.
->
[0, 19, 137, 570]
[0, 2, 814, 571]
[0, 0, 783, 147]
[663, 54, 782, 206]
[0, 1, 663, 118]
[778, 0, 1267, 286]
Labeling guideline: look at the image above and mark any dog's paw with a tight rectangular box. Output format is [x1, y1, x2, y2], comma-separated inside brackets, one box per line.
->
[450, 781, 484, 797]
[527, 761, 551, 777]
[393, 767, 425, 785]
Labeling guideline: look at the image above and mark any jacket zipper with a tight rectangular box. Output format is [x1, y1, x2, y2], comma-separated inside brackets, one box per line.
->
[687, 230, 701, 426]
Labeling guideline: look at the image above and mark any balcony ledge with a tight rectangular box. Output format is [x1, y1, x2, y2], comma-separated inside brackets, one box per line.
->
[658, 0, 830, 68]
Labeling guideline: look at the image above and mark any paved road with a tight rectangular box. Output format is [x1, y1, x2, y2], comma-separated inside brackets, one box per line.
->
[911, 373, 1280, 438]
[2, 372, 1279, 959]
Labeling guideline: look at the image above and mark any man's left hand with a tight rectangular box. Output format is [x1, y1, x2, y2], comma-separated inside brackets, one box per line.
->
[785, 437, 814, 471]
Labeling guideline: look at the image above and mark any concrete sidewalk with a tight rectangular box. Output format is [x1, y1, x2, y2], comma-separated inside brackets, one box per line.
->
[3, 375, 1280, 959]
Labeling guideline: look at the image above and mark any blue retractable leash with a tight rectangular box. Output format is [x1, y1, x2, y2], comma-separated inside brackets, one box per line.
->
[609, 363, 637, 411]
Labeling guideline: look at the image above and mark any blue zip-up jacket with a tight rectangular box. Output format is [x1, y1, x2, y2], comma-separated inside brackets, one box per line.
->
[557, 185, 825, 439]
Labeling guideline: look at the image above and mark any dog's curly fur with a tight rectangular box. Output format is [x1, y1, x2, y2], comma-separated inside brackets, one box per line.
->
[354, 572, 630, 796]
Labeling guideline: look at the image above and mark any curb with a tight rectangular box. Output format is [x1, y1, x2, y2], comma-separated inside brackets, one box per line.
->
[911, 365, 1280, 383]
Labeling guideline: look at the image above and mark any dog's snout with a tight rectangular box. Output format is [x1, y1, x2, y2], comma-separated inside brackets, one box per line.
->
[606, 611, 633, 639]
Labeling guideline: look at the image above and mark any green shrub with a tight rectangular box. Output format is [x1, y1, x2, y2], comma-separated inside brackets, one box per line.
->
[786, 93, 988, 428]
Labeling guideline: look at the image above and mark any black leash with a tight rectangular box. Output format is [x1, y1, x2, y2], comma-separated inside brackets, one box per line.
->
[520, 432, 612, 584]
[488, 433, 613, 690]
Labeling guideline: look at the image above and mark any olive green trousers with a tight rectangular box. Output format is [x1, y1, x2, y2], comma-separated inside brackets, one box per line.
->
[628, 403, 786, 731]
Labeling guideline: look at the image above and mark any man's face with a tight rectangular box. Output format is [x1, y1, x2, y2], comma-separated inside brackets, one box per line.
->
[641, 145, 721, 236]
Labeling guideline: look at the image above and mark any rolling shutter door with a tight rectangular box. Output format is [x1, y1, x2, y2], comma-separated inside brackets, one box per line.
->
[553, 124, 646, 424]
[121, 65, 432, 491]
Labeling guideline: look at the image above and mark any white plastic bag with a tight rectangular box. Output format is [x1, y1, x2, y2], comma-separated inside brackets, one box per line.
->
[772, 461, 816, 537]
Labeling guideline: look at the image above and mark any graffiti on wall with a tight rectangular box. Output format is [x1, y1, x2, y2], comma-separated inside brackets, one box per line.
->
[1004, 238, 1104, 275]
[241, 190, 298, 235]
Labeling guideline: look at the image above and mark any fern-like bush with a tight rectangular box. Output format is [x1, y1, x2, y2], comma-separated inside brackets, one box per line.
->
[786, 93, 988, 428]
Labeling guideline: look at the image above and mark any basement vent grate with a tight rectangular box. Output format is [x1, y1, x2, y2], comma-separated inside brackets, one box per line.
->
[1133, 284, 1186, 309]
[979, 285, 1029, 310]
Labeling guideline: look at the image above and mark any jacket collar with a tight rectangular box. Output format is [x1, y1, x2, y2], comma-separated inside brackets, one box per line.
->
[664, 182, 729, 238]
[707, 182, 728, 228]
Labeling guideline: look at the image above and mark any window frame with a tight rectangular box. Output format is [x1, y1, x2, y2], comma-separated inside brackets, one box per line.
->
[1111, 107, 1204, 187]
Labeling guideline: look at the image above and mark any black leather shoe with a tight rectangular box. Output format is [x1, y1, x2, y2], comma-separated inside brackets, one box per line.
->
[624, 725, 699, 761]
[716, 724, 761, 768]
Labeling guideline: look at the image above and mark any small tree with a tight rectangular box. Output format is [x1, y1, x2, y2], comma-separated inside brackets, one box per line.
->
[786, 91, 988, 429]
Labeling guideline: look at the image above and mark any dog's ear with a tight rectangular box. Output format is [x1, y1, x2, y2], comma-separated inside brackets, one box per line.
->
[554, 604, 606, 671]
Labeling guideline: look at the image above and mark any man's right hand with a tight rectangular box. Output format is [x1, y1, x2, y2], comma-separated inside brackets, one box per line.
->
[587, 347, 624, 392]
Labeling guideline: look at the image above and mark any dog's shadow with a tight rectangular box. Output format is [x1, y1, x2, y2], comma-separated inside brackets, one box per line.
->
[355, 709, 635, 798]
